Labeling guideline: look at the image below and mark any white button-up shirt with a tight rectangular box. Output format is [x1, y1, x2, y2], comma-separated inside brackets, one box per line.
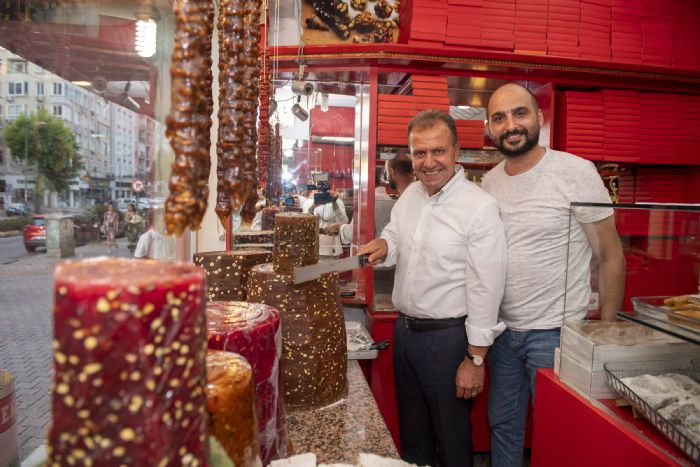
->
[379, 166, 507, 346]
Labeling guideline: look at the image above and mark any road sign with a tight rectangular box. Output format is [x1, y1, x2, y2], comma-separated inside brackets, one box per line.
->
[131, 179, 144, 192]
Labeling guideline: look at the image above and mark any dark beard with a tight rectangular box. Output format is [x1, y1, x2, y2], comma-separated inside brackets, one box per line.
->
[389, 177, 397, 190]
[495, 127, 539, 158]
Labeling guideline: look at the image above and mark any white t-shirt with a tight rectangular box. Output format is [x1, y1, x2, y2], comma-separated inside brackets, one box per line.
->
[481, 148, 613, 330]
[339, 187, 396, 245]
[134, 229, 176, 260]
[379, 166, 507, 347]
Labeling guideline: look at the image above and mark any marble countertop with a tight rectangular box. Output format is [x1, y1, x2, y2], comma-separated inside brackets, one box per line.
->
[286, 361, 399, 463]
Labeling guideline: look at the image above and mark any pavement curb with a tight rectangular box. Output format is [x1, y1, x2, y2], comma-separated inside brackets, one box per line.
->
[0, 230, 21, 238]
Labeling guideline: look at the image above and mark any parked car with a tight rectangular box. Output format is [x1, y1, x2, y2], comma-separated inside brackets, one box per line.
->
[23, 215, 89, 252]
[23, 215, 47, 252]
[6, 203, 27, 216]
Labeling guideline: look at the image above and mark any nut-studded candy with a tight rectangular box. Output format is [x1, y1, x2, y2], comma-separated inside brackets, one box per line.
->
[207, 301, 287, 464]
[49, 258, 208, 465]
[165, 0, 215, 235]
[247, 264, 347, 408]
[272, 212, 319, 274]
[207, 350, 261, 467]
[193, 249, 272, 301]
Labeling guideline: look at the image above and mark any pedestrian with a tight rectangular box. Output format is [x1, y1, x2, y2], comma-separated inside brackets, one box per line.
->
[481, 83, 626, 467]
[358, 110, 507, 467]
[134, 208, 175, 260]
[124, 203, 143, 254]
[102, 203, 119, 254]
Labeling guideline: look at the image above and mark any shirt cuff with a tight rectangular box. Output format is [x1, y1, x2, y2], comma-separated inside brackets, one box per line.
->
[465, 320, 507, 347]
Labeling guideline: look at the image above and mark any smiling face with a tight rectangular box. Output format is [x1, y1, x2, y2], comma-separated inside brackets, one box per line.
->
[409, 120, 459, 196]
[487, 83, 544, 158]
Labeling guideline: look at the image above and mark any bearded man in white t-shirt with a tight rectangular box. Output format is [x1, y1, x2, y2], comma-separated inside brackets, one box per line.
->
[481, 83, 626, 467]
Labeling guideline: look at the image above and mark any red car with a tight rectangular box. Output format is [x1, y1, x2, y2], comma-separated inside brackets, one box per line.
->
[22, 215, 88, 252]
[23, 215, 47, 252]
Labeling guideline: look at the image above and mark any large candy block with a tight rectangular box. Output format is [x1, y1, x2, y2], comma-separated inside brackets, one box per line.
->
[207, 301, 287, 464]
[261, 206, 280, 230]
[49, 258, 208, 466]
[272, 213, 319, 273]
[206, 350, 260, 467]
[247, 264, 347, 408]
[193, 249, 272, 301]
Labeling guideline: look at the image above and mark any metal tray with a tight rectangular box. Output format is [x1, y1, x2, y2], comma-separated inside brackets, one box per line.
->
[625, 296, 700, 343]
[604, 360, 700, 463]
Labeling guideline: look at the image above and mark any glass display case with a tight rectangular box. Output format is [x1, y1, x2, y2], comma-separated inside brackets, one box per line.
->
[229, 77, 372, 302]
[559, 202, 700, 464]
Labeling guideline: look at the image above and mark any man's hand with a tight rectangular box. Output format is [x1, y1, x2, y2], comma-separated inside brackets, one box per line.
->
[324, 223, 341, 236]
[357, 238, 388, 265]
[455, 359, 485, 399]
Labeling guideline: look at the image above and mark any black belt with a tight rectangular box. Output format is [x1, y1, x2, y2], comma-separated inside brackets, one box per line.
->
[400, 313, 467, 332]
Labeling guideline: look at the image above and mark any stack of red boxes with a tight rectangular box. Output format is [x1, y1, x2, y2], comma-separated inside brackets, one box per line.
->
[455, 120, 484, 149]
[377, 95, 415, 146]
[553, 90, 604, 161]
[672, 94, 700, 165]
[411, 75, 450, 112]
[514, 0, 548, 55]
[611, 0, 643, 64]
[640, 92, 674, 164]
[398, 0, 700, 70]
[603, 89, 640, 163]
[579, 0, 611, 61]
[635, 168, 687, 203]
[671, 0, 700, 70]
[616, 168, 635, 204]
[398, 0, 447, 46]
[641, 0, 672, 67]
[376, 75, 450, 146]
[547, 0, 580, 58]
[445, 0, 482, 48]
[481, 0, 515, 50]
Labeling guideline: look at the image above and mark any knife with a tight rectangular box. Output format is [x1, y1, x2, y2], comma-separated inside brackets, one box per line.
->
[293, 255, 369, 285]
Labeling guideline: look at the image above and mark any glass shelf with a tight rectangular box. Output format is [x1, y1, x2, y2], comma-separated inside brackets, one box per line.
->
[617, 311, 700, 345]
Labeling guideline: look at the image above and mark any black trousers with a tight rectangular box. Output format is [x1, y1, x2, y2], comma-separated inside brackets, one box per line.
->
[393, 314, 473, 467]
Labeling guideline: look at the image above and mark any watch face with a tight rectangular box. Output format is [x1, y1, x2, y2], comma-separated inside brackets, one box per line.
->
[473, 355, 484, 366]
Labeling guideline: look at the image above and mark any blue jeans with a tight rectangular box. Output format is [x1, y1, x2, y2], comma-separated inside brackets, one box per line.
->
[487, 328, 561, 467]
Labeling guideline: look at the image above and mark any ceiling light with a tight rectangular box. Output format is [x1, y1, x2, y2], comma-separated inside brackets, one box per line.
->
[457, 105, 471, 109]
[135, 19, 157, 58]
[72, 81, 91, 87]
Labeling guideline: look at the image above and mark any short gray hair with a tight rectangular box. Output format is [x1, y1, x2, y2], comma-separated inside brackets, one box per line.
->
[407, 109, 458, 146]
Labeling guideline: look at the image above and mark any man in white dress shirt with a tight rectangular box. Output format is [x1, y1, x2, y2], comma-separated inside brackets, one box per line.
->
[359, 110, 507, 467]
[481, 83, 625, 467]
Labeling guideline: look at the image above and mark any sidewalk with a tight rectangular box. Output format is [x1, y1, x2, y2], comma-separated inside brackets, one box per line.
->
[0, 238, 132, 460]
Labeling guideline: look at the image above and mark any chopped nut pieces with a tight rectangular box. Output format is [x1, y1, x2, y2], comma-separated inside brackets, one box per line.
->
[49, 258, 208, 464]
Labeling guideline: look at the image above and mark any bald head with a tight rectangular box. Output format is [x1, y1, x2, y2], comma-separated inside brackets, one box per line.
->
[488, 83, 540, 118]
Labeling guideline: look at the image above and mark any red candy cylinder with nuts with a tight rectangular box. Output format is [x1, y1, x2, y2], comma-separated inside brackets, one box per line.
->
[48, 258, 208, 466]
[207, 301, 288, 465]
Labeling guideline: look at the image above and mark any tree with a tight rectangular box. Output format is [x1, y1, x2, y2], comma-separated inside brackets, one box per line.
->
[3, 109, 81, 210]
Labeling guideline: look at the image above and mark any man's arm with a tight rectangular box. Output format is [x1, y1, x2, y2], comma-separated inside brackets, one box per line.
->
[582, 216, 626, 321]
[456, 202, 507, 399]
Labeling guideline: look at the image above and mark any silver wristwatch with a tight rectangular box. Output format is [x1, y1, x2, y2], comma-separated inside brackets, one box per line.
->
[466, 351, 485, 367]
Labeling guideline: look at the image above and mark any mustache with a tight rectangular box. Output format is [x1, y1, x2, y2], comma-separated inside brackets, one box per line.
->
[500, 129, 528, 143]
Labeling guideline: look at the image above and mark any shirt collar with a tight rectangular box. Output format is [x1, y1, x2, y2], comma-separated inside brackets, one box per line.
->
[419, 165, 465, 198]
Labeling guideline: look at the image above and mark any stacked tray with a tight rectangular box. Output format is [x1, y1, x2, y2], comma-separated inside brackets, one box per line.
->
[604, 360, 700, 463]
